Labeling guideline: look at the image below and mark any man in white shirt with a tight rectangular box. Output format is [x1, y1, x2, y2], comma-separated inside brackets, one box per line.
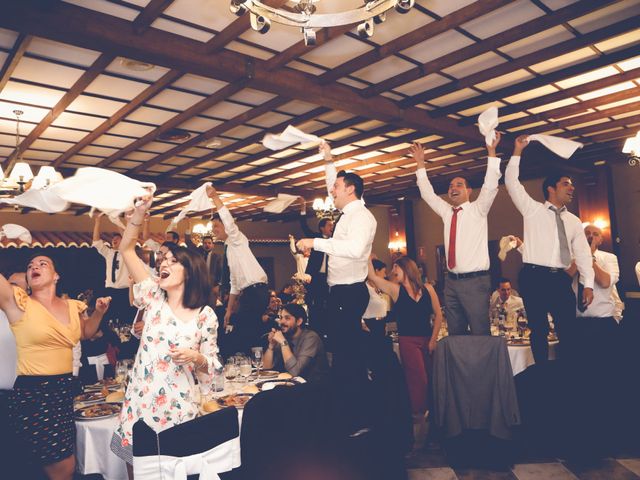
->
[489, 277, 525, 326]
[505, 135, 594, 364]
[297, 141, 377, 388]
[411, 134, 502, 335]
[92, 215, 134, 325]
[207, 185, 269, 354]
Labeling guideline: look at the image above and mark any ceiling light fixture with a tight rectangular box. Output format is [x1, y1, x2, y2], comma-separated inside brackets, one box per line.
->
[312, 195, 340, 221]
[622, 130, 640, 166]
[229, 0, 415, 46]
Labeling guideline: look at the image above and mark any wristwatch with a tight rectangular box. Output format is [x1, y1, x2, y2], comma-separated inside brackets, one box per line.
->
[280, 340, 289, 347]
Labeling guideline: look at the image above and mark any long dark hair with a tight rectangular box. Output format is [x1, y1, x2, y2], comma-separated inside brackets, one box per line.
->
[393, 256, 424, 297]
[163, 244, 211, 309]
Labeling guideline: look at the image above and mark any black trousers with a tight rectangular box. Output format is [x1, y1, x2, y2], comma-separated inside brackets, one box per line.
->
[327, 282, 370, 386]
[518, 265, 576, 364]
[306, 274, 329, 337]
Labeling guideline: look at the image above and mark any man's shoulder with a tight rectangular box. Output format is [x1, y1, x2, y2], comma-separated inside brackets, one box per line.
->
[596, 250, 617, 261]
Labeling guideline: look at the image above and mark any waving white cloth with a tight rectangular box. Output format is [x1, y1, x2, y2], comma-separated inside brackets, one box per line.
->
[528, 134, 583, 159]
[170, 183, 213, 227]
[478, 106, 499, 146]
[0, 224, 32, 243]
[0, 184, 70, 213]
[263, 194, 299, 214]
[498, 235, 518, 261]
[263, 125, 321, 151]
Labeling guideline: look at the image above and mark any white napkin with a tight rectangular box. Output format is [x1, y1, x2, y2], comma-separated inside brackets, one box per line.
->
[498, 235, 518, 261]
[262, 125, 321, 150]
[528, 134, 583, 159]
[0, 184, 70, 213]
[170, 183, 213, 227]
[478, 106, 499, 146]
[0, 224, 32, 243]
[263, 193, 299, 214]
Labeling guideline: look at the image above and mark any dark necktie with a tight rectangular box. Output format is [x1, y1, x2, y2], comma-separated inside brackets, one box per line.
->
[549, 205, 571, 266]
[220, 244, 230, 291]
[448, 207, 462, 270]
[111, 251, 119, 283]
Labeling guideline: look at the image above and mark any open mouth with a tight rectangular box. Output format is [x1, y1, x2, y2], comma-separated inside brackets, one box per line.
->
[31, 272, 41, 279]
[160, 270, 170, 279]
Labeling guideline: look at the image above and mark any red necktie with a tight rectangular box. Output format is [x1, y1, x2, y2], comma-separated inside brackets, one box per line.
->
[448, 207, 462, 270]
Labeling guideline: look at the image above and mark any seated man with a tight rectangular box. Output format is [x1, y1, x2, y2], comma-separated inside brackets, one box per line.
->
[263, 303, 328, 383]
[489, 277, 525, 325]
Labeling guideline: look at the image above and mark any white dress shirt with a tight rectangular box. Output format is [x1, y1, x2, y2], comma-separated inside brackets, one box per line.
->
[218, 207, 267, 296]
[92, 240, 131, 289]
[0, 311, 17, 389]
[505, 156, 594, 289]
[575, 249, 619, 319]
[489, 294, 525, 321]
[415, 157, 501, 273]
[313, 164, 376, 287]
[363, 283, 388, 319]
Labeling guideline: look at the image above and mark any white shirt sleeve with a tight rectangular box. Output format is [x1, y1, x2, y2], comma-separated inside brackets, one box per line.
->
[572, 222, 595, 289]
[415, 168, 451, 218]
[505, 156, 539, 216]
[602, 252, 620, 286]
[325, 162, 337, 198]
[313, 211, 376, 259]
[474, 157, 502, 217]
[92, 239, 110, 258]
[218, 206, 245, 247]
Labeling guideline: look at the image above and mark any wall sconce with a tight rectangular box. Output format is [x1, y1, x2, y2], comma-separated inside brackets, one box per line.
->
[622, 130, 640, 166]
[582, 218, 609, 230]
[388, 231, 406, 253]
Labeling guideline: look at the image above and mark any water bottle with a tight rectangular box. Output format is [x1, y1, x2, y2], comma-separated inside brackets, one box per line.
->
[212, 354, 225, 392]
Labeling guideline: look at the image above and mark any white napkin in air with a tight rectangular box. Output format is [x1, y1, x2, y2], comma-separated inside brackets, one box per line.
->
[528, 134, 583, 159]
[263, 125, 321, 150]
[170, 182, 213, 227]
[0, 224, 32, 243]
[498, 235, 518, 261]
[478, 106, 499, 146]
[0, 184, 70, 213]
[263, 193, 299, 214]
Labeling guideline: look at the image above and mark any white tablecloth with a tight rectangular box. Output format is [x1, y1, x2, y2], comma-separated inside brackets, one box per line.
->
[75, 416, 127, 480]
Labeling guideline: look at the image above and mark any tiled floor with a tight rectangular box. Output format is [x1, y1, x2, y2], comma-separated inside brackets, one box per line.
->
[407, 453, 640, 480]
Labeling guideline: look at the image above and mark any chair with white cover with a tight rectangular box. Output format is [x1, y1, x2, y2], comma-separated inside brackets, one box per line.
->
[132, 406, 240, 480]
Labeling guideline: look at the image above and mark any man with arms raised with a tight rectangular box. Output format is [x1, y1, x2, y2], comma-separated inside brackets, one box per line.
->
[411, 133, 502, 335]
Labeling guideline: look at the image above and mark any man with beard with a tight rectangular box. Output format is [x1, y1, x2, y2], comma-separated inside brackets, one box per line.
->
[263, 303, 328, 383]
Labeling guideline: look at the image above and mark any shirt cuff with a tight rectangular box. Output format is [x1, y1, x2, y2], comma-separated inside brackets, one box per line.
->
[487, 156, 501, 167]
[509, 155, 521, 164]
[313, 238, 328, 252]
[416, 168, 427, 180]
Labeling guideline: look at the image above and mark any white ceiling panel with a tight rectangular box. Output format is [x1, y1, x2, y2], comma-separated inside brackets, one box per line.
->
[172, 74, 228, 95]
[498, 25, 574, 58]
[393, 74, 450, 96]
[278, 100, 318, 116]
[105, 57, 171, 82]
[250, 111, 292, 128]
[425, 0, 475, 17]
[569, 1, 640, 35]
[529, 47, 598, 75]
[63, 0, 138, 21]
[556, 66, 619, 90]
[107, 121, 156, 137]
[429, 88, 480, 107]
[503, 85, 559, 104]
[164, 0, 236, 32]
[147, 89, 205, 110]
[202, 101, 252, 119]
[150, 18, 213, 42]
[367, 8, 435, 46]
[352, 56, 417, 84]
[41, 126, 89, 143]
[302, 36, 373, 68]
[92, 134, 134, 149]
[67, 95, 126, 117]
[85, 74, 150, 100]
[225, 41, 274, 60]
[239, 22, 302, 52]
[229, 88, 277, 106]
[443, 52, 506, 79]
[401, 30, 474, 64]
[225, 125, 263, 139]
[0, 102, 50, 123]
[474, 69, 535, 92]
[0, 28, 18, 49]
[80, 145, 118, 157]
[461, 0, 545, 40]
[286, 61, 327, 75]
[178, 116, 223, 132]
[51, 112, 105, 130]
[27, 37, 101, 67]
[31, 138, 73, 152]
[126, 106, 177, 125]
[12, 57, 85, 89]
[0, 81, 65, 107]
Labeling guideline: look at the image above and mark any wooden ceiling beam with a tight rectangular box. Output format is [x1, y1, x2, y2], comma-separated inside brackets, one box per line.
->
[4, 53, 114, 172]
[501, 86, 640, 131]
[202, 0, 289, 53]
[459, 65, 640, 127]
[432, 44, 640, 118]
[0, 33, 30, 94]
[224, 123, 397, 184]
[0, 0, 479, 141]
[318, 0, 515, 85]
[52, 69, 183, 167]
[130, 95, 289, 175]
[361, 0, 616, 98]
[132, 0, 174, 34]
[400, 16, 640, 109]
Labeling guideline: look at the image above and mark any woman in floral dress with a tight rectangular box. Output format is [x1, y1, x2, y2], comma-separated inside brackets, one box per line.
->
[110, 195, 219, 475]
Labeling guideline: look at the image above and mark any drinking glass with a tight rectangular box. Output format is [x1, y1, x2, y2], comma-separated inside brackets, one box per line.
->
[238, 357, 252, 384]
[251, 347, 263, 377]
[224, 360, 239, 393]
[115, 361, 127, 385]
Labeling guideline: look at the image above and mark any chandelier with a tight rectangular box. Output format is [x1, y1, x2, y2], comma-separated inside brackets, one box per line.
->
[622, 130, 640, 166]
[312, 195, 340, 221]
[0, 109, 62, 197]
[230, 0, 415, 46]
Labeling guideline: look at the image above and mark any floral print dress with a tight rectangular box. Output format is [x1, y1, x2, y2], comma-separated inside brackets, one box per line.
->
[114, 277, 218, 447]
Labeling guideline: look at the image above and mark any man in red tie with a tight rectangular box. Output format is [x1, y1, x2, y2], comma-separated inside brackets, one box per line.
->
[411, 134, 502, 335]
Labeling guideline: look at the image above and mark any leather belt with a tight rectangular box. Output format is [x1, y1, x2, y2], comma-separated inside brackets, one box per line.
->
[447, 270, 489, 280]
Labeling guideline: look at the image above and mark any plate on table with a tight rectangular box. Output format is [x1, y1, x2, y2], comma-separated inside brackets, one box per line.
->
[75, 402, 121, 420]
[74, 392, 107, 404]
[508, 338, 530, 346]
[256, 370, 279, 379]
[256, 378, 301, 391]
[84, 378, 122, 391]
[216, 393, 254, 409]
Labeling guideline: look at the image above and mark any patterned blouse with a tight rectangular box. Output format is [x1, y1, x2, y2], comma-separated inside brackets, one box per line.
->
[114, 277, 218, 446]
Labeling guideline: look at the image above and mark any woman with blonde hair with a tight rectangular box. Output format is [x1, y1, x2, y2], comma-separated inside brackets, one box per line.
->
[367, 255, 442, 451]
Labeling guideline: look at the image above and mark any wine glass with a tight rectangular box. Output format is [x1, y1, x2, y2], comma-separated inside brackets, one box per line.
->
[517, 313, 528, 338]
[238, 356, 252, 385]
[251, 347, 263, 377]
[224, 360, 239, 393]
[115, 361, 127, 385]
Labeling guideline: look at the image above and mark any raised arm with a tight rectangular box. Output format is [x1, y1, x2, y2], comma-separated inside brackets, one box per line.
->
[411, 143, 451, 218]
[475, 132, 502, 216]
[367, 259, 400, 302]
[120, 196, 154, 284]
[505, 135, 538, 216]
[92, 214, 102, 243]
[207, 185, 243, 247]
[320, 141, 337, 197]
[0, 274, 21, 322]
